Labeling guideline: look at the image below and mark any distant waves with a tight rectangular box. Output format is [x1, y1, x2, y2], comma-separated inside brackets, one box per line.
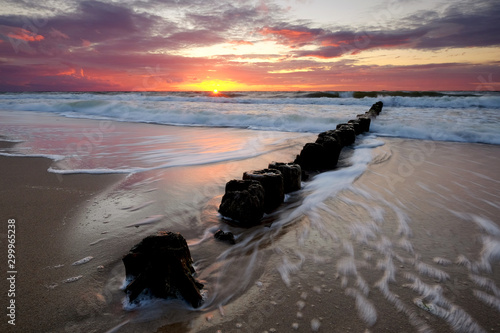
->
[0, 91, 499, 144]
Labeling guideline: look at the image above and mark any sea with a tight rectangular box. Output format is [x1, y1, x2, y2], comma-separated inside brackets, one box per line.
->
[1, 90, 500, 333]
[0, 91, 499, 174]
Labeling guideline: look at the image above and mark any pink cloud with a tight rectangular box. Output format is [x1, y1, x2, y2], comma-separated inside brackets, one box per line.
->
[260, 27, 318, 47]
[0, 26, 44, 42]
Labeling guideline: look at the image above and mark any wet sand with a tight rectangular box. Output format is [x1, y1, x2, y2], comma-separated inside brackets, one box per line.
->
[0, 150, 124, 333]
[1, 136, 500, 333]
[193, 139, 500, 333]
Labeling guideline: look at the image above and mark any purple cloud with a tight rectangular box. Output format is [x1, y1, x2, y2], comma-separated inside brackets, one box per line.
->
[273, 0, 500, 58]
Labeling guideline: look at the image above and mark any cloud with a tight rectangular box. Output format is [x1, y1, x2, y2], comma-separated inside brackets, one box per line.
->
[290, 0, 500, 58]
[49, 28, 69, 39]
[0, 0, 499, 91]
[0, 25, 44, 42]
[164, 30, 225, 48]
[260, 25, 322, 48]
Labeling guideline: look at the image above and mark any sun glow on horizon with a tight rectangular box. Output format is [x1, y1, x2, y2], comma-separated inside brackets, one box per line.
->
[180, 79, 249, 92]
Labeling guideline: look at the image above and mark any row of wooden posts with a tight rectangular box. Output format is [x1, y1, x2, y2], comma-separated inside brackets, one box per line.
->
[122, 101, 384, 307]
[218, 101, 384, 227]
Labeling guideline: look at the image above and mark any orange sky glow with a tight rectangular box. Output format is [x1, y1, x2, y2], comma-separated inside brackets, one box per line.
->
[0, 0, 499, 92]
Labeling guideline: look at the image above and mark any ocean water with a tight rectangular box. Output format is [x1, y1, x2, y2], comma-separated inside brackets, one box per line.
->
[1, 91, 500, 332]
[0, 91, 499, 175]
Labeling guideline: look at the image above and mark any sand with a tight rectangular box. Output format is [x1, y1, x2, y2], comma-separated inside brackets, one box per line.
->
[0, 150, 124, 333]
[1, 134, 500, 333]
[191, 139, 500, 333]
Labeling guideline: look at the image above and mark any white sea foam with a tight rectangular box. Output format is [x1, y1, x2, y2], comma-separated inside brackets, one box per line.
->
[63, 276, 83, 283]
[444, 306, 486, 333]
[377, 281, 432, 332]
[415, 261, 450, 281]
[356, 276, 370, 296]
[478, 236, 500, 272]
[0, 152, 65, 161]
[456, 254, 472, 267]
[342, 240, 354, 256]
[469, 274, 500, 297]
[471, 215, 500, 236]
[310, 318, 321, 331]
[456, 254, 480, 273]
[48, 167, 135, 174]
[277, 253, 305, 287]
[433, 257, 452, 266]
[374, 236, 393, 255]
[376, 256, 396, 283]
[398, 238, 414, 254]
[404, 274, 450, 308]
[72, 256, 94, 266]
[345, 288, 377, 326]
[349, 221, 379, 244]
[473, 290, 500, 312]
[337, 257, 357, 276]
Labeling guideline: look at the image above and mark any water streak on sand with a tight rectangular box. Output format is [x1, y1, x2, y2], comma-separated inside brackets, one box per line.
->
[125, 215, 164, 228]
[72, 256, 94, 266]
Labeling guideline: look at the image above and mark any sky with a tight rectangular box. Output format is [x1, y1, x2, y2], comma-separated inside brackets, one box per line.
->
[0, 0, 499, 91]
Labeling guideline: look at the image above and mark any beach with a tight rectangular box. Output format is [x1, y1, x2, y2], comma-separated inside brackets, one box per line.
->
[0, 92, 499, 333]
[0, 151, 124, 332]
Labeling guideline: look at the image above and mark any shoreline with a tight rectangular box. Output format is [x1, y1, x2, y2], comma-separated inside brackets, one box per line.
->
[1, 132, 500, 332]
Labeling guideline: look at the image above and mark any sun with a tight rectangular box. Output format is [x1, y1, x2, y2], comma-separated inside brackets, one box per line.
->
[182, 79, 244, 91]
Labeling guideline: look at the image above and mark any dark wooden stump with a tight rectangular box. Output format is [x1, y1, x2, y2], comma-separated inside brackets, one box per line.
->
[214, 229, 236, 244]
[355, 115, 371, 132]
[369, 101, 384, 115]
[315, 135, 342, 169]
[334, 124, 356, 146]
[122, 231, 204, 308]
[294, 142, 327, 171]
[348, 119, 363, 135]
[219, 180, 265, 226]
[268, 162, 302, 193]
[243, 169, 284, 213]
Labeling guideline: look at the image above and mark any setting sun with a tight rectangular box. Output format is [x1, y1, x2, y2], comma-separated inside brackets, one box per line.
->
[213, 89, 218, 94]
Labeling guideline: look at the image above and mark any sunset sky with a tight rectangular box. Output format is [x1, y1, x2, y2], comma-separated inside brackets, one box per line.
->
[0, 0, 499, 91]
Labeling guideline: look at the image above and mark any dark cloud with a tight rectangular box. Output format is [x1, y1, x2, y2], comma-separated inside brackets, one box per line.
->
[412, 2, 500, 49]
[287, 0, 500, 58]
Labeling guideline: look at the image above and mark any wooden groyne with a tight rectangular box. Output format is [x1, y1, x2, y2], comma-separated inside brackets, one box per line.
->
[218, 101, 384, 228]
[122, 101, 384, 307]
